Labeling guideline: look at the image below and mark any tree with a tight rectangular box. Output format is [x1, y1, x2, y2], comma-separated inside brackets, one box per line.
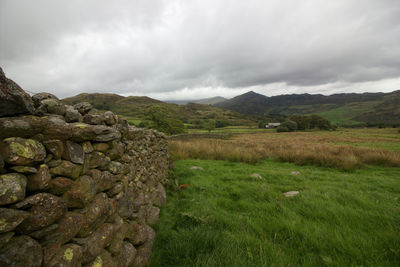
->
[281, 120, 298, 132]
[203, 119, 216, 133]
[289, 115, 311, 130]
[309, 115, 332, 130]
[146, 106, 186, 135]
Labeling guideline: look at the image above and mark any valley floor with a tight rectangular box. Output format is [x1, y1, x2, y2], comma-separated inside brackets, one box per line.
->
[149, 159, 400, 266]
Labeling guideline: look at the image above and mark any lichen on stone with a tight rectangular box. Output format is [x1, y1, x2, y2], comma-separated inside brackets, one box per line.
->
[63, 248, 74, 261]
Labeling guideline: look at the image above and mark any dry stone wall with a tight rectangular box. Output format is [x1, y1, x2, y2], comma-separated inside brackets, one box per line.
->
[0, 68, 169, 267]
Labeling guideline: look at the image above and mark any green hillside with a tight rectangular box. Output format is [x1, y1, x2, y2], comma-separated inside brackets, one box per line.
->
[62, 93, 253, 126]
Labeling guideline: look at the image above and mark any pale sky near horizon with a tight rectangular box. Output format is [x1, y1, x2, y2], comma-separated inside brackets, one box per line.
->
[1, 0, 400, 100]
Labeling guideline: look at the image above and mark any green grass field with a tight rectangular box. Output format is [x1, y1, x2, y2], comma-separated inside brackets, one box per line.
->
[150, 159, 400, 266]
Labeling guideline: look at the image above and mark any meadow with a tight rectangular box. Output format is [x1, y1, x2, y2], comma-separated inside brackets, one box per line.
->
[150, 128, 400, 266]
[169, 128, 400, 170]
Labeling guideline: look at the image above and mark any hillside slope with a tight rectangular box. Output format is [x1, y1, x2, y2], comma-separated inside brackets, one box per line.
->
[62, 93, 252, 125]
[215, 90, 399, 124]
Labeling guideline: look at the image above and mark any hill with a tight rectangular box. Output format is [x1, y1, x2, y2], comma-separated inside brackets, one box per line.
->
[62, 93, 253, 126]
[215, 90, 400, 125]
[166, 96, 227, 105]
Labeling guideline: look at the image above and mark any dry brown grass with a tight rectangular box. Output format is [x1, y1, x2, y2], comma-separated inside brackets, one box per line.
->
[169, 131, 400, 170]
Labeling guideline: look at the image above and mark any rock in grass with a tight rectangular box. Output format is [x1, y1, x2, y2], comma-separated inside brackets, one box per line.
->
[291, 171, 300, 175]
[0, 235, 42, 267]
[283, 191, 299, 197]
[190, 166, 204, 171]
[0, 137, 46, 165]
[250, 173, 262, 179]
[0, 173, 27, 205]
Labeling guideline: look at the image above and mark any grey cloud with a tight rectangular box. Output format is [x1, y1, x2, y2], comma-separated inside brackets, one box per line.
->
[1, 0, 400, 99]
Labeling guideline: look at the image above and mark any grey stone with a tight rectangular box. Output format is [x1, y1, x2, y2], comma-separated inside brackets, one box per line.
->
[0, 173, 27, 205]
[32, 92, 59, 107]
[62, 175, 98, 208]
[9, 165, 37, 174]
[0, 235, 42, 267]
[74, 102, 93, 115]
[102, 111, 117, 126]
[64, 105, 82, 122]
[50, 160, 82, 179]
[0, 137, 46, 165]
[40, 98, 66, 115]
[283, 191, 300, 197]
[63, 140, 84, 164]
[0, 208, 30, 233]
[27, 164, 51, 191]
[13, 193, 67, 234]
[43, 139, 64, 159]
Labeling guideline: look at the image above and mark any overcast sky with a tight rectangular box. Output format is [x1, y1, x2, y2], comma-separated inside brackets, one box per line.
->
[1, 0, 400, 100]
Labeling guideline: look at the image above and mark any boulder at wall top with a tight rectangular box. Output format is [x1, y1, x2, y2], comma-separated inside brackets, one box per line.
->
[0, 67, 35, 117]
[0, 115, 122, 141]
[31, 92, 59, 107]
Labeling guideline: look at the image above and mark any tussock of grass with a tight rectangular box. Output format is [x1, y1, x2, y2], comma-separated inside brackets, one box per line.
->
[169, 130, 400, 170]
[150, 160, 400, 266]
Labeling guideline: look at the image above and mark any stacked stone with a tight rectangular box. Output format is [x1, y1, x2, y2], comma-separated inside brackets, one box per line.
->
[0, 68, 168, 266]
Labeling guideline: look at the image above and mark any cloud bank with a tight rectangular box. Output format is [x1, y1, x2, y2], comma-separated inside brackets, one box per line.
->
[1, 0, 400, 99]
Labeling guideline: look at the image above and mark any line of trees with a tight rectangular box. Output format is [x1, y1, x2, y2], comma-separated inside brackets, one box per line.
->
[277, 115, 333, 132]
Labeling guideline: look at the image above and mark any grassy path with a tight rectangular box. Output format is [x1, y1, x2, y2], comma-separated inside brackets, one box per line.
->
[150, 160, 400, 266]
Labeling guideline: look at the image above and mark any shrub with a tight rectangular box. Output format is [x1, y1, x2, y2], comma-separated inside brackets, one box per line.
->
[281, 120, 298, 132]
[276, 126, 289, 132]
